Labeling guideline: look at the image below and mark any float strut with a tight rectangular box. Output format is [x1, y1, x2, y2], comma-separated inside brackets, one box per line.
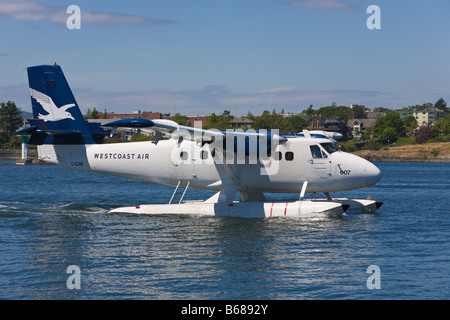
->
[299, 179, 308, 201]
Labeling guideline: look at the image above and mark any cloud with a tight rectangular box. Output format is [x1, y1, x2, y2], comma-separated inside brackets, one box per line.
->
[284, 0, 359, 12]
[0, 0, 174, 26]
[69, 85, 396, 116]
[0, 82, 409, 116]
[260, 87, 294, 94]
[0, 83, 32, 110]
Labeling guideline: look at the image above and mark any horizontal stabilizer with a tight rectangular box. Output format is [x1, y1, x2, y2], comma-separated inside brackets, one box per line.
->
[15, 118, 84, 145]
[15, 125, 39, 136]
[103, 118, 155, 128]
[15, 119, 81, 136]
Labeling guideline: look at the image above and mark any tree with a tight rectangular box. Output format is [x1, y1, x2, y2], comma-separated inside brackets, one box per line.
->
[414, 123, 438, 144]
[171, 113, 189, 126]
[303, 105, 314, 115]
[373, 107, 390, 113]
[410, 102, 433, 112]
[434, 97, 447, 112]
[434, 114, 450, 135]
[351, 104, 367, 119]
[403, 115, 418, 134]
[287, 115, 307, 132]
[373, 111, 405, 142]
[204, 110, 233, 130]
[253, 110, 273, 130]
[315, 105, 353, 123]
[84, 107, 100, 120]
[0, 101, 23, 140]
[246, 111, 255, 120]
[379, 127, 397, 144]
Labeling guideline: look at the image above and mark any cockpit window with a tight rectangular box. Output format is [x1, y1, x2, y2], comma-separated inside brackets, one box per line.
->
[320, 142, 339, 154]
[310, 145, 322, 158]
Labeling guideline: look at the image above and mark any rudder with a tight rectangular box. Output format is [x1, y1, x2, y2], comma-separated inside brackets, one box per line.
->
[26, 64, 94, 145]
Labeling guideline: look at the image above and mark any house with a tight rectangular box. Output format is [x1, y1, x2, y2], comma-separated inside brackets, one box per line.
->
[187, 115, 210, 127]
[97, 110, 165, 120]
[366, 112, 385, 122]
[229, 117, 254, 129]
[347, 119, 375, 138]
[395, 110, 414, 120]
[413, 108, 446, 124]
[395, 108, 446, 124]
[306, 114, 349, 138]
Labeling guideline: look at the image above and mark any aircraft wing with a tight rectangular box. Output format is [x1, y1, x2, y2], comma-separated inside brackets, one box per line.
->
[103, 118, 221, 143]
[103, 118, 287, 146]
[103, 118, 287, 202]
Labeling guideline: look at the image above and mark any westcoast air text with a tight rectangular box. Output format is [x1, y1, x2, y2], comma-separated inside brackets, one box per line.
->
[93, 153, 150, 160]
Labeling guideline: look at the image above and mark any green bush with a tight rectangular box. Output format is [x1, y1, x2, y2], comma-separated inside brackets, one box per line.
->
[395, 136, 416, 146]
[364, 139, 383, 151]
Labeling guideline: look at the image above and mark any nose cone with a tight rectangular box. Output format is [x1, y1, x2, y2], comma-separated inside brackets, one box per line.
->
[365, 161, 381, 187]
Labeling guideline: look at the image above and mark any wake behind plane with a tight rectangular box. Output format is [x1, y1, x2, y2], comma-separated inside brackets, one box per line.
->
[16, 64, 382, 218]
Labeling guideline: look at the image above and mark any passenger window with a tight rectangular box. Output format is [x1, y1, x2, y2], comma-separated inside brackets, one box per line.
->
[310, 145, 322, 158]
[285, 152, 294, 161]
[180, 151, 188, 160]
[200, 150, 208, 160]
[274, 151, 282, 161]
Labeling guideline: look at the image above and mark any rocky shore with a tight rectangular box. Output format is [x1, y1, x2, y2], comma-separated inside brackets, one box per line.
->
[0, 149, 37, 160]
[0, 149, 46, 165]
[352, 142, 450, 163]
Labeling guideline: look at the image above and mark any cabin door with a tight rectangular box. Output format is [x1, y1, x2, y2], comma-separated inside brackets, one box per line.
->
[171, 140, 195, 181]
[308, 144, 331, 178]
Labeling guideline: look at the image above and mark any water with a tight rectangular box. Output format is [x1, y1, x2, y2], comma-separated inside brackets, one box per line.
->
[0, 161, 448, 300]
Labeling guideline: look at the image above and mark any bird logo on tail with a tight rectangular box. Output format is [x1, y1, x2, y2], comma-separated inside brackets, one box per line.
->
[30, 88, 75, 122]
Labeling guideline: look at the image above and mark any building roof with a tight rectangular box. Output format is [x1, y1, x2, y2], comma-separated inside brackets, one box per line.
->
[229, 117, 254, 124]
[347, 118, 375, 128]
[366, 112, 384, 119]
[97, 111, 164, 120]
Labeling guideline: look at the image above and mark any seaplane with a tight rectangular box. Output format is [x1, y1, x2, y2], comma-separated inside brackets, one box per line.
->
[16, 64, 382, 218]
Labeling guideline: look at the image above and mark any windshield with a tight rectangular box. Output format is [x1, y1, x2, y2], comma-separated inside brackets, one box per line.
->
[320, 142, 339, 154]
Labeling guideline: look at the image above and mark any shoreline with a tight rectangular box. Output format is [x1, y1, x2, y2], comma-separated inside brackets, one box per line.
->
[1, 142, 449, 163]
[351, 141, 450, 163]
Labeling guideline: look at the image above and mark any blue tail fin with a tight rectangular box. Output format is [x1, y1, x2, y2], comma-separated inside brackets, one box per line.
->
[26, 64, 95, 144]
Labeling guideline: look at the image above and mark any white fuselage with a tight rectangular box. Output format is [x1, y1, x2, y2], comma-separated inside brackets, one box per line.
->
[38, 136, 381, 194]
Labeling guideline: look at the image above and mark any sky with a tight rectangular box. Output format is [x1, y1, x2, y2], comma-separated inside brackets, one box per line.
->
[0, 0, 449, 116]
